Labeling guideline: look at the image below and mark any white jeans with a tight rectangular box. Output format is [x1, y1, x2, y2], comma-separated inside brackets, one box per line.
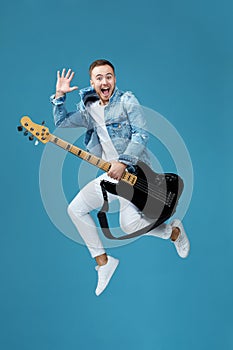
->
[67, 173, 172, 258]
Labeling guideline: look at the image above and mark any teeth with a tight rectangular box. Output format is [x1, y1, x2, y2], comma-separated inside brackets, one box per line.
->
[101, 88, 110, 95]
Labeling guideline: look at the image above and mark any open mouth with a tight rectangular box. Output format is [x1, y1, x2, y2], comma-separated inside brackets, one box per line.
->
[101, 88, 110, 96]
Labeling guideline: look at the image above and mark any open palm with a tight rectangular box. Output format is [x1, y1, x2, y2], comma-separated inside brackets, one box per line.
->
[55, 68, 78, 97]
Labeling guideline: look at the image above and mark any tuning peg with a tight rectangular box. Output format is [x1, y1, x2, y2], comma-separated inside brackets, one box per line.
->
[24, 130, 28, 136]
[29, 135, 34, 141]
[34, 140, 39, 146]
[17, 125, 23, 132]
[42, 121, 45, 125]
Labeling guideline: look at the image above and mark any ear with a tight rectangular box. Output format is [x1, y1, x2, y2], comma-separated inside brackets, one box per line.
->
[90, 79, 94, 87]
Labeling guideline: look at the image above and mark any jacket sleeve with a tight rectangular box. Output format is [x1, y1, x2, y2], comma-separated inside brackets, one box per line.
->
[50, 94, 88, 128]
[118, 92, 149, 165]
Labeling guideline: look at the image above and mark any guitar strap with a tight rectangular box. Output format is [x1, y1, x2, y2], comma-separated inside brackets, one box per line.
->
[97, 180, 171, 240]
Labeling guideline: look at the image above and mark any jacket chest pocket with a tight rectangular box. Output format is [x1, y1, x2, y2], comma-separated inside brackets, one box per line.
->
[107, 121, 131, 139]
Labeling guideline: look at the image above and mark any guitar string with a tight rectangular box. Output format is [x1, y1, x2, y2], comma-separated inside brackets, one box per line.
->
[133, 181, 168, 204]
[135, 180, 167, 198]
[52, 138, 171, 204]
[126, 167, 170, 200]
[135, 177, 169, 199]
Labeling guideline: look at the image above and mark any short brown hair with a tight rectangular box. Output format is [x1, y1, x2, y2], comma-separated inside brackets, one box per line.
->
[89, 59, 115, 76]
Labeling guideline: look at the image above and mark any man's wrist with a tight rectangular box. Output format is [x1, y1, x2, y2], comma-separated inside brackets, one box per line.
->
[119, 161, 127, 169]
[55, 90, 66, 99]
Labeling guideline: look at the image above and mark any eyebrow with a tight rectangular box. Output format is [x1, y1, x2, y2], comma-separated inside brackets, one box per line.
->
[95, 72, 113, 78]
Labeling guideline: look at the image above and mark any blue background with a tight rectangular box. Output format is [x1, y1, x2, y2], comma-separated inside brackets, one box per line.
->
[1, 0, 232, 349]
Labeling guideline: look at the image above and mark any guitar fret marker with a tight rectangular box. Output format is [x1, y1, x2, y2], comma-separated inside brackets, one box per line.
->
[54, 138, 58, 143]
[66, 144, 71, 150]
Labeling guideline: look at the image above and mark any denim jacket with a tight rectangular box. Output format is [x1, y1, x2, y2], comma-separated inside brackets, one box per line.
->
[50, 86, 151, 166]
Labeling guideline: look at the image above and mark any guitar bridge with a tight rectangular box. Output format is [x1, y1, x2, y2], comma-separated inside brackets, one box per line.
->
[166, 192, 176, 207]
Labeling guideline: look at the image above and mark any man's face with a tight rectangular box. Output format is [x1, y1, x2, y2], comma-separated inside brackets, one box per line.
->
[90, 65, 116, 105]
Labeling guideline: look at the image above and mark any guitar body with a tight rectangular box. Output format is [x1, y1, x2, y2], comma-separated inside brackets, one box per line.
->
[101, 161, 184, 220]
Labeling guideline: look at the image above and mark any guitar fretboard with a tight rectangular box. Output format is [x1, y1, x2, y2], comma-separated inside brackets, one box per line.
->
[49, 134, 137, 186]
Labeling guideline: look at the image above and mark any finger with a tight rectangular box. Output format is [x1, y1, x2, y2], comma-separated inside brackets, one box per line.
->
[65, 68, 72, 79]
[68, 71, 75, 81]
[61, 68, 66, 78]
[108, 171, 117, 180]
[70, 86, 78, 91]
[57, 70, 61, 79]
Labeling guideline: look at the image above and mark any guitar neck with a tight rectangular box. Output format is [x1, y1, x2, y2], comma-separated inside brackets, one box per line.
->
[49, 134, 137, 185]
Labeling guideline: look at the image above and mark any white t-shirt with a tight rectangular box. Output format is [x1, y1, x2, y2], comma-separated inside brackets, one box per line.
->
[86, 100, 119, 162]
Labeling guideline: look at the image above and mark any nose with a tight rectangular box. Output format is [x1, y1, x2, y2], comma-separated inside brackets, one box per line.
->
[102, 77, 108, 85]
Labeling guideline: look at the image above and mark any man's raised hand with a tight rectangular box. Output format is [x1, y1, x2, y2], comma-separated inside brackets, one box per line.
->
[55, 68, 78, 98]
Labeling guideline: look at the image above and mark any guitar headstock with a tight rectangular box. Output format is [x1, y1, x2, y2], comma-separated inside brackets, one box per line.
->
[19, 116, 51, 144]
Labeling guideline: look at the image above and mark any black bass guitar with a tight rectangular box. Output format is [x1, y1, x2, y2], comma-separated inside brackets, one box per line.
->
[19, 116, 183, 225]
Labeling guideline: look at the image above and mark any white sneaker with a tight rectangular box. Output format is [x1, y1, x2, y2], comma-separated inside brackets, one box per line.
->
[95, 256, 119, 296]
[171, 219, 190, 258]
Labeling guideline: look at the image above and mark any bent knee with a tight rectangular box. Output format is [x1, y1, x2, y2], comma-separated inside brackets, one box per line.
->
[67, 201, 88, 218]
[67, 202, 75, 218]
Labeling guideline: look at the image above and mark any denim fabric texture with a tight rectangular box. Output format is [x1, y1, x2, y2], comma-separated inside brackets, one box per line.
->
[50, 87, 151, 166]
